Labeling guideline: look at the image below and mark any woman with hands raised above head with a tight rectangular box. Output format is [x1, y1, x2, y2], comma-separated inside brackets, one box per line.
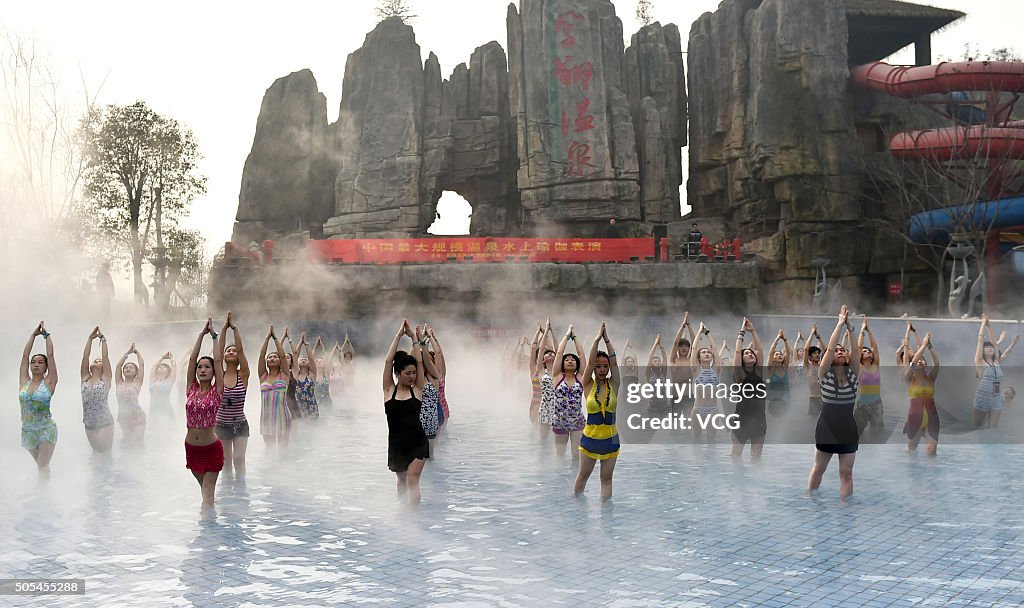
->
[903, 330, 940, 455]
[551, 323, 587, 464]
[184, 318, 226, 511]
[807, 305, 861, 501]
[383, 319, 430, 505]
[733, 318, 766, 460]
[573, 323, 620, 498]
[259, 324, 292, 448]
[216, 312, 251, 477]
[81, 326, 115, 452]
[115, 342, 146, 444]
[20, 321, 59, 472]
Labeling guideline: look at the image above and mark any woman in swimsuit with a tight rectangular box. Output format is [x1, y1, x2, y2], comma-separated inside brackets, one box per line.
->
[854, 318, 884, 440]
[621, 341, 638, 389]
[383, 319, 430, 505]
[803, 324, 825, 417]
[19, 322, 58, 472]
[313, 337, 337, 411]
[149, 352, 177, 424]
[552, 323, 587, 463]
[529, 324, 545, 430]
[792, 332, 805, 384]
[574, 322, 620, 498]
[258, 325, 292, 448]
[690, 321, 721, 443]
[646, 334, 671, 420]
[733, 318, 767, 459]
[535, 321, 558, 439]
[765, 329, 790, 418]
[414, 325, 441, 451]
[184, 318, 225, 510]
[80, 326, 115, 452]
[903, 332, 940, 455]
[426, 325, 450, 433]
[115, 343, 147, 444]
[670, 313, 697, 416]
[216, 312, 251, 476]
[293, 333, 319, 421]
[974, 314, 1018, 429]
[807, 305, 861, 501]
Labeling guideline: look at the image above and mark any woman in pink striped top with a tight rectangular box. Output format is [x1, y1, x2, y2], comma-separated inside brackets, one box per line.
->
[185, 318, 225, 510]
[216, 312, 250, 478]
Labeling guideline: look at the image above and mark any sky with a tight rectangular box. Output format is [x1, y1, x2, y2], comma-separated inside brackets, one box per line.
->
[3, 0, 1020, 258]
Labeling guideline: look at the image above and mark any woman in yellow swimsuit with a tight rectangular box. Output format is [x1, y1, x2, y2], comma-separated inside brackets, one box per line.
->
[902, 332, 940, 455]
[573, 322, 620, 499]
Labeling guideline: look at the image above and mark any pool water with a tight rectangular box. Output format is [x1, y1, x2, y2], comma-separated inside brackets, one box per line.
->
[2, 369, 1023, 608]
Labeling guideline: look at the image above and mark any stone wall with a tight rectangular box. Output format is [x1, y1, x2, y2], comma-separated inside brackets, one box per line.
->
[209, 260, 760, 320]
[687, 0, 865, 304]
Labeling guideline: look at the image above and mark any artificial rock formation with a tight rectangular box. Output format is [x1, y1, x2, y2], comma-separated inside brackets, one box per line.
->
[625, 22, 687, 225]
[235, 4, 688, 243]
[233, 69, 334, 244]
[687, 0, 865, 301]
[507, 0, 641, 235]
[326, 17, 426, 237]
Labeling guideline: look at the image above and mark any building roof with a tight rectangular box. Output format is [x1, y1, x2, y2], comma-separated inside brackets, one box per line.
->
[845, 0, 966, 64]
[845, 0, 965, 23]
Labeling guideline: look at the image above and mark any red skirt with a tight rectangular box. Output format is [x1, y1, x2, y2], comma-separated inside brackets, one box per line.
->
[184, 439, 224, 474]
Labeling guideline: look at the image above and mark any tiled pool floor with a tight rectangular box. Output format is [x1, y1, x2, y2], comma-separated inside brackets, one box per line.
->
[2, 377, 1022, 608]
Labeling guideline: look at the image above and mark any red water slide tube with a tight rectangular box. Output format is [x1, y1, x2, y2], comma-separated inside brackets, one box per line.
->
[851, 61, 1024, 97]
[889, 126, 1024, 161]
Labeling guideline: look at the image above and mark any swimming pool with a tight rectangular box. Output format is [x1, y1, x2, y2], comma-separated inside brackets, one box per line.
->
[2, 373, 1022, 607]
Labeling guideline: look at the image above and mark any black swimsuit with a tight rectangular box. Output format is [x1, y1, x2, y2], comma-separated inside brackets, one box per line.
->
[385, 384, 430, 473]
[733, 368, 767, 443]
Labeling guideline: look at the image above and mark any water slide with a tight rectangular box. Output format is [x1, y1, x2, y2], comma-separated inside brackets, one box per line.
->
[851, 61, 1024, 246]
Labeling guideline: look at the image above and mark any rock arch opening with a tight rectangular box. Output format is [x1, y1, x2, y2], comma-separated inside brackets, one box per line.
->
[427, 191, 473, 235]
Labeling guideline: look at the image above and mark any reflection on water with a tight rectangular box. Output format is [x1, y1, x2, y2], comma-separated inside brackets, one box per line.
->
[0, 360, 1023, 607]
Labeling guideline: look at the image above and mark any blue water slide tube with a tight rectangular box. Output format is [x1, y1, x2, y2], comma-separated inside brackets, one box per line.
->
[908, 196, 1024, 244]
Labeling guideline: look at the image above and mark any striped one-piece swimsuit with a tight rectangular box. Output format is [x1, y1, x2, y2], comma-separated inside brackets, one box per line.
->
[260, 375, 290, 438]
[816, 368, 860, 453]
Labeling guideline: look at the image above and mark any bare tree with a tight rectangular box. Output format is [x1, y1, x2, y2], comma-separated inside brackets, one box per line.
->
[636, 0, 654, 27]
[0, 30, 103, 246]
[375, 0, 416, 23]
[864, 113, 1022, 316]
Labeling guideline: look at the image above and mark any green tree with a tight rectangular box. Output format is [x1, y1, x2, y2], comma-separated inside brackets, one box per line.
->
[79, 101, 206, 306]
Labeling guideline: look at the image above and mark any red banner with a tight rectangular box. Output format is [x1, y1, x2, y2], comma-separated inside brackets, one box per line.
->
[308, 238, 655, 264]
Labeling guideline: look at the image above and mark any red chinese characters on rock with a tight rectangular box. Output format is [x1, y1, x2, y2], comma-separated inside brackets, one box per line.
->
[554, 11, 584, 48]
[567, 141, 597, 177]
[553, 10, 598, 179]
[562, 99, 596, 136]
[554, 56, 593, 91]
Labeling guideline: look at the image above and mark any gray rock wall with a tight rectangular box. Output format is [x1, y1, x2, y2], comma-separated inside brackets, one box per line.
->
[235, 5, 687, 244]
[687, 0, 865, 302]
[233, 69, 334, 244]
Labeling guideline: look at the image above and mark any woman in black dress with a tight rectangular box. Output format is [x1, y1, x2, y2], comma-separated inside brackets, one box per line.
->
[732, 318, 766, 460]
[807, 305, 861, 501]
[383, 319, 430, 505]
